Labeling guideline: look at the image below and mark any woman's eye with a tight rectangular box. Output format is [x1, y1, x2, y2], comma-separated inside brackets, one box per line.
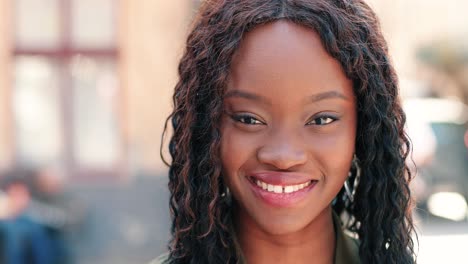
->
[307, 116, 337, 126]
[232, 114, 264, 125]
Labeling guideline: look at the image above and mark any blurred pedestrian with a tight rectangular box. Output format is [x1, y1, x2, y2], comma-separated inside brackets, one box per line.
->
[0, 169, 54, 264]
[0, 166, 86, 264]
[28, 166, 88, 264]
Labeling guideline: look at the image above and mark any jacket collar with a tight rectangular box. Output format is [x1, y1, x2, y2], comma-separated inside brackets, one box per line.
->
[333, 212, 361, 264]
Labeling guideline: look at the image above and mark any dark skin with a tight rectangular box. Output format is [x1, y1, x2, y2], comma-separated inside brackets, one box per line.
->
[220, 21, 357, 264]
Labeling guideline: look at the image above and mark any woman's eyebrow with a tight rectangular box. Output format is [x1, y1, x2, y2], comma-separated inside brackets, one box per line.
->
[224, 89, 348, 104]
[305, 90, 349, 103]
[223, 89, 271, 105]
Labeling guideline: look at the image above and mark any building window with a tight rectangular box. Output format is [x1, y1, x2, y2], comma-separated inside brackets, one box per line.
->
[12, 0, 122, 178]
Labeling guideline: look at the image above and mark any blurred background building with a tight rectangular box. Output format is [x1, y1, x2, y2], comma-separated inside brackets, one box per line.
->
[0, 0, 195, 176]
[0, 0, 466, 263]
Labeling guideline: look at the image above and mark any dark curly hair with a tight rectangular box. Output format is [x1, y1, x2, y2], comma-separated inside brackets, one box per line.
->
[161, 0, 416, 263]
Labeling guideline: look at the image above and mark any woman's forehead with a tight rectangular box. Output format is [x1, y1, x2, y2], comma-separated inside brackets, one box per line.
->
[228, 20, 353, 101]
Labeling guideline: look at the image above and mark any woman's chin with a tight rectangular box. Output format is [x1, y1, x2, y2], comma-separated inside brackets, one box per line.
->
[254, 215, 312, 236]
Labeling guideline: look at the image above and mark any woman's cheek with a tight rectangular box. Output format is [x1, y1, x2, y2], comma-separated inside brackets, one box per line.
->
[220, 125, 260, 178]
[221, 126, 244, 173]
[305, 127, 355, 177]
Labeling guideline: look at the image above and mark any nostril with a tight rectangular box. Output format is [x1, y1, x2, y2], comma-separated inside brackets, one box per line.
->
[256, 144, 307, 169]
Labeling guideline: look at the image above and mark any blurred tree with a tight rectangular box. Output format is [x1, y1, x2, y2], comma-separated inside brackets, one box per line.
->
[417, 39, 468, 104]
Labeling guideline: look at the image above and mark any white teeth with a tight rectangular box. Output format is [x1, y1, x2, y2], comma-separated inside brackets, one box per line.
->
[267, 184, 274, 192]
[254, 178, 314, 194]
[273, 185, 282, 193]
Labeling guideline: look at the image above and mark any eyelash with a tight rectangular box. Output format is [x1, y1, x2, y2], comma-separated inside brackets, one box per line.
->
[230, 114, 338, 126]
[231, 114, 264, 125]
[306, 115, 338, 125]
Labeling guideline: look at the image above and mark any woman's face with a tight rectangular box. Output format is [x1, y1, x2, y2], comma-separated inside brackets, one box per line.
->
[220, 21, 357, 235]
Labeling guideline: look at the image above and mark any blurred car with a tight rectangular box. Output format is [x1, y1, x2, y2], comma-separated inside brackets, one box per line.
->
[404, 98, 468, 221]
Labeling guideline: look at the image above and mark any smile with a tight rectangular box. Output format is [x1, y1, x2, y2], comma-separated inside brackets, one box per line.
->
[253, 178, 314, 194]
[247, 176, 318, 207]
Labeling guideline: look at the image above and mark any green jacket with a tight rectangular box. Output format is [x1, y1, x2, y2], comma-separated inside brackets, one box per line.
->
[150, 213, 360, 264]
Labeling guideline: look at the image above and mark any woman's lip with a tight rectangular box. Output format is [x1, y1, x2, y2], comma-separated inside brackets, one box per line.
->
[248, 171, 316, 186]
[247, 177, 317, 207]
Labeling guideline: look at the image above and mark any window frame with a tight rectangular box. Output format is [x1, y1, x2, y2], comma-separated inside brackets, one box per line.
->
[11, 0, 125, 180]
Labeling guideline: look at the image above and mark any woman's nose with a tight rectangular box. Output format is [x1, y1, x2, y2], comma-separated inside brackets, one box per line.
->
[257, 132, 307, 170]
